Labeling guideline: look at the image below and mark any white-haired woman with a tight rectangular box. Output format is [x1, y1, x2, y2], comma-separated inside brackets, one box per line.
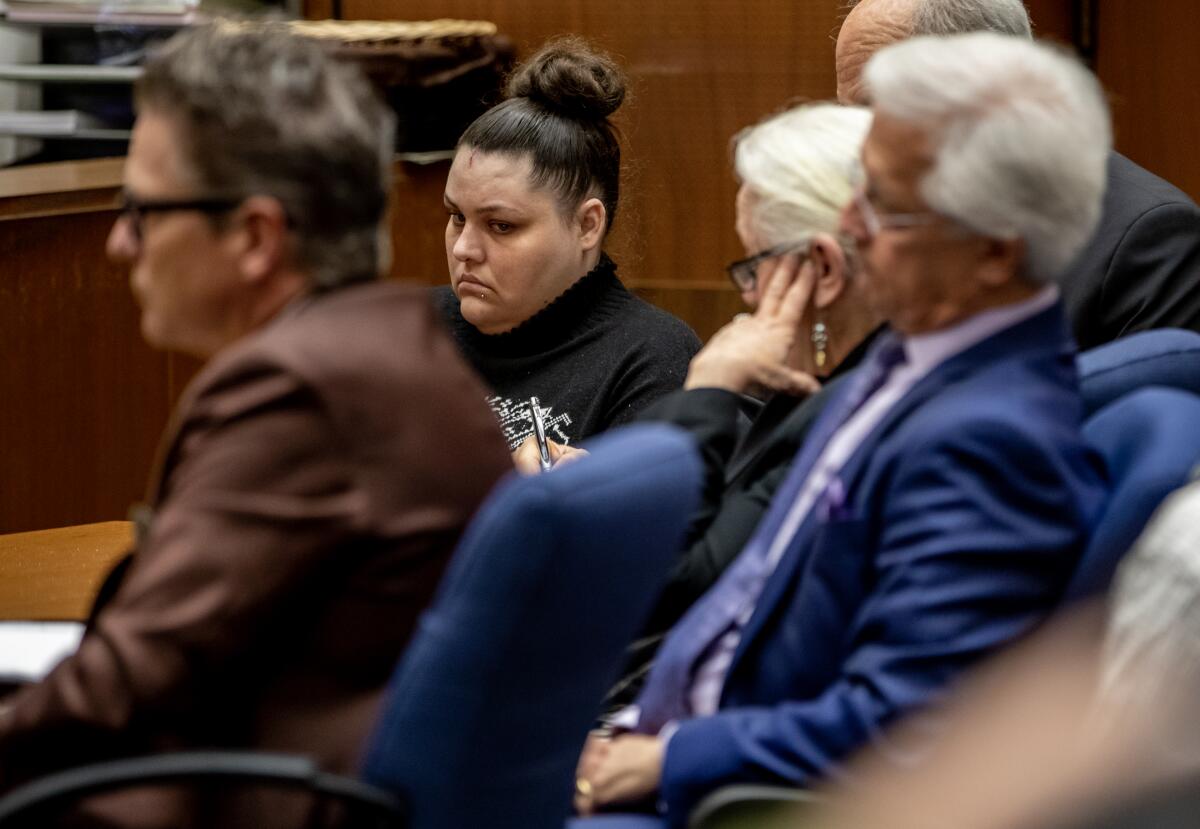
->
[717, 101, 882, 384]
[610, 101, 884, 705]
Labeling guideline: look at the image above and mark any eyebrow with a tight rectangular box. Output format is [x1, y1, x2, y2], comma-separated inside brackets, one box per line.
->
[442, 194, 525, 216]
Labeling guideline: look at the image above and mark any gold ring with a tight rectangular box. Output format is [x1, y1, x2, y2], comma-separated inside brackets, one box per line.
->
[575, 777, 593, 798]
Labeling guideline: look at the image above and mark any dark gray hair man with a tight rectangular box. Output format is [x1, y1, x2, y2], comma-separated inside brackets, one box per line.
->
[108, 24, 396, 357]
[0, 25, 511, 825]
[836, 0, 1200, 349]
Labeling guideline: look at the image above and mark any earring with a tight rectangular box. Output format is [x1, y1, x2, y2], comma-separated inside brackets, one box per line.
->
[811, 321, 829, 370]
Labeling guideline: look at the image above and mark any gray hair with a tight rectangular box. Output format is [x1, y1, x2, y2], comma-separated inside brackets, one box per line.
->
[911, 0, 1031, 38]
[843, 0, 1032, 38]
[864, 32, 1111, 284]
[733, 103, 872, 246]
[137, 25, 396, 289]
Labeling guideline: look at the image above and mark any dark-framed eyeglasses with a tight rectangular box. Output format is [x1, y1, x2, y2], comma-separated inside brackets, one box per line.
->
[117, 191, 244, 243]
[725, 240, 811, 293]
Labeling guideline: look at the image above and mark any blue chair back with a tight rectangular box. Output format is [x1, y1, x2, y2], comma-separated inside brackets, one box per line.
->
[360, 424, 702, 829]
[1078, 328, 1200, 416]
[1065, 387, 1200, 601]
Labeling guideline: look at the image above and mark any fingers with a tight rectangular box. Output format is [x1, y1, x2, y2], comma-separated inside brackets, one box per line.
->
[514, 437, 584, 474]
[574, 734, 609, 816]
[546, 438, 568, 462]
[773, 367, 821, 397]
[778, 257, 818, 326]
[553, 445, 590, 468]
[750, 365, 821, 398]
[511, 437, 544, 475]
[757, 251, 801, 316]
[574, 776, 596, 816]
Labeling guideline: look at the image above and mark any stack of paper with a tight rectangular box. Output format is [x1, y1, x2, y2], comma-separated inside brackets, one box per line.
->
[0, 109, 103, 135]
[2, 0, 200, 23]
[0, 622, 84, 684]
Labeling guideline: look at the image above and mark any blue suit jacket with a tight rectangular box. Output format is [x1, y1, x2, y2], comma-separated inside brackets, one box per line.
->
[659, 303, 1108, 822]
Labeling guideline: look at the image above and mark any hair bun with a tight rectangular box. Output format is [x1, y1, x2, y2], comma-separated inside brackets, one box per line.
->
[506, 37, 626, 121]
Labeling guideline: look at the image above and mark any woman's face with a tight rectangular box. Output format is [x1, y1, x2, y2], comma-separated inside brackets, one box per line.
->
[444, 148, 599, 334]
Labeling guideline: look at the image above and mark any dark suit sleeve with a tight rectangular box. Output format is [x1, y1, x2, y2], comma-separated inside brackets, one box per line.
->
[642, 460, 786, 638]
[657, 415, 1093, 820]
[1095, 200, 1200, 344]
[636, 388, 758, 527]
[0, 366, 356, 787]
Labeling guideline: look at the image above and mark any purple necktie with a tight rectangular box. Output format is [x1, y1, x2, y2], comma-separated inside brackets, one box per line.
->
[634, 333, 908, 733]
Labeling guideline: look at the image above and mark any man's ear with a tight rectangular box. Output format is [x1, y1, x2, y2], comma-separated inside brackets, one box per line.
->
[232, 195, 290, 284]
[976, 236, 1024, 288]
[809, 233, 850, 310]
[577, 197, 607, 252]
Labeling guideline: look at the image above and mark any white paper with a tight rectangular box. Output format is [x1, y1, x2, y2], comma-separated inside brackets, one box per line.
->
[0, 622, 84, 683]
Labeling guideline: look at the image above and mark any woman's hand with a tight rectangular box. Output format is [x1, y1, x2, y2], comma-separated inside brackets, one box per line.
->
[512, 435, 590, 475]
[685, 253, 820, 397]
[574, 732, 665, 816]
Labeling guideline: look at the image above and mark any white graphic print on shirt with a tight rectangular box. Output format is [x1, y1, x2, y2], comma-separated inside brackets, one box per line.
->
[487, 395, 574, 451]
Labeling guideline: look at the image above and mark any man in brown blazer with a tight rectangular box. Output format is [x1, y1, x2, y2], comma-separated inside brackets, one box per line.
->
[0, 26, 511, 824]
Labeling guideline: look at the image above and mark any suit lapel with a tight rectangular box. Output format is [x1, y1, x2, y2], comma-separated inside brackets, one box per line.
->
[722, 304, 1073, 687]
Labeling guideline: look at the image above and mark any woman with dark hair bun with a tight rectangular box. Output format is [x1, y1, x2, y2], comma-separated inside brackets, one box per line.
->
[433, 37, 701, 466]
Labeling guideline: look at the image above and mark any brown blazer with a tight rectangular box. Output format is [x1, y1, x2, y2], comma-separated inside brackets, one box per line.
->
[0, 282, 511, 825]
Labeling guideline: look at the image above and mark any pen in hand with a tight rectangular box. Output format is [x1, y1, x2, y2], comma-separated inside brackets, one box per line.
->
[529, 396, 553, 472]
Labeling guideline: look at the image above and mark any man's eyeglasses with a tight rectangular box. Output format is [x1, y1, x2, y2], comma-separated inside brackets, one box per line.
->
[726, 240, 811, 293]
[117, 192, 244, 243]
[849, 185, 942, 240]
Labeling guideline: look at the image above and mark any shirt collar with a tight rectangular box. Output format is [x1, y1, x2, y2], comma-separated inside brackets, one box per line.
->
[902, 285, 1060, 374]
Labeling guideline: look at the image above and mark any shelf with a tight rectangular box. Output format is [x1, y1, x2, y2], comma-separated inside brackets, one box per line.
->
[0, 7, 199, 28]
[0, 63, 140, 82]
[0, 127, 129, 139]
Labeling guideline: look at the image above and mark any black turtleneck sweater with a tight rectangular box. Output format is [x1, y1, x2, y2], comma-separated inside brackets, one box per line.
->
[433, 255, 702, 450]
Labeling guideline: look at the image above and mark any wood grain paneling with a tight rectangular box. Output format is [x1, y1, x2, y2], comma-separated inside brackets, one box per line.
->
[0, 208, 170, 534]
[1095, 0, 1200, 200]
[1025, 0, 1073, 44]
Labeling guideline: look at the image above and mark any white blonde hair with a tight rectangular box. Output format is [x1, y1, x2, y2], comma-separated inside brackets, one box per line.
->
[733, 102, 872, 246]
[864, 32, 1111, 284]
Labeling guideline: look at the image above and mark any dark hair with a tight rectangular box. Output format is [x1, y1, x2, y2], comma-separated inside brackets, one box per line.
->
[458, 36, 626, 233]
[137, 25, 396, 289]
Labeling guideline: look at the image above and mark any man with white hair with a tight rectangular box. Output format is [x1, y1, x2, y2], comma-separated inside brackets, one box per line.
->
[836, 0, 1200, 349]
[569, 33, 1108, 827]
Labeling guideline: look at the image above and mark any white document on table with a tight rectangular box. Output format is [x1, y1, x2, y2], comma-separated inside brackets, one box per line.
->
[0, 622, 84, 683]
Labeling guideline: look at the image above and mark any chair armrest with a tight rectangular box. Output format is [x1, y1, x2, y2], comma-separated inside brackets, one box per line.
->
[0, 750, 405, 826]
[688, 784, 821, 829]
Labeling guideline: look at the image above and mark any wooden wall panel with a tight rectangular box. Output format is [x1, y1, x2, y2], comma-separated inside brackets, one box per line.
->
[1095, 0, 1200, 200]
[0, 209, 170, 534]
[1025, 0, 1073, 44]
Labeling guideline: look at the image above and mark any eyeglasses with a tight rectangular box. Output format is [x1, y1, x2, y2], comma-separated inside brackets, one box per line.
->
[725, 240, 811, 293]
[849, 185, 942, 240]
[117, 191, 244, 243]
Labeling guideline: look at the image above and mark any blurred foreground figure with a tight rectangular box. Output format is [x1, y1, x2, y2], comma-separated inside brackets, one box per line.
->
[0, 25, 510, 827]
[809, 610, 1187, 829]
[1102, 478, 1200, 766]
[569, 32, 1109, 828]
[836, 0, 1200, 349]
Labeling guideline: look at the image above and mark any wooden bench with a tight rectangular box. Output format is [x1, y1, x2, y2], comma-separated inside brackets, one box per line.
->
[0, 521, 132, 621]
